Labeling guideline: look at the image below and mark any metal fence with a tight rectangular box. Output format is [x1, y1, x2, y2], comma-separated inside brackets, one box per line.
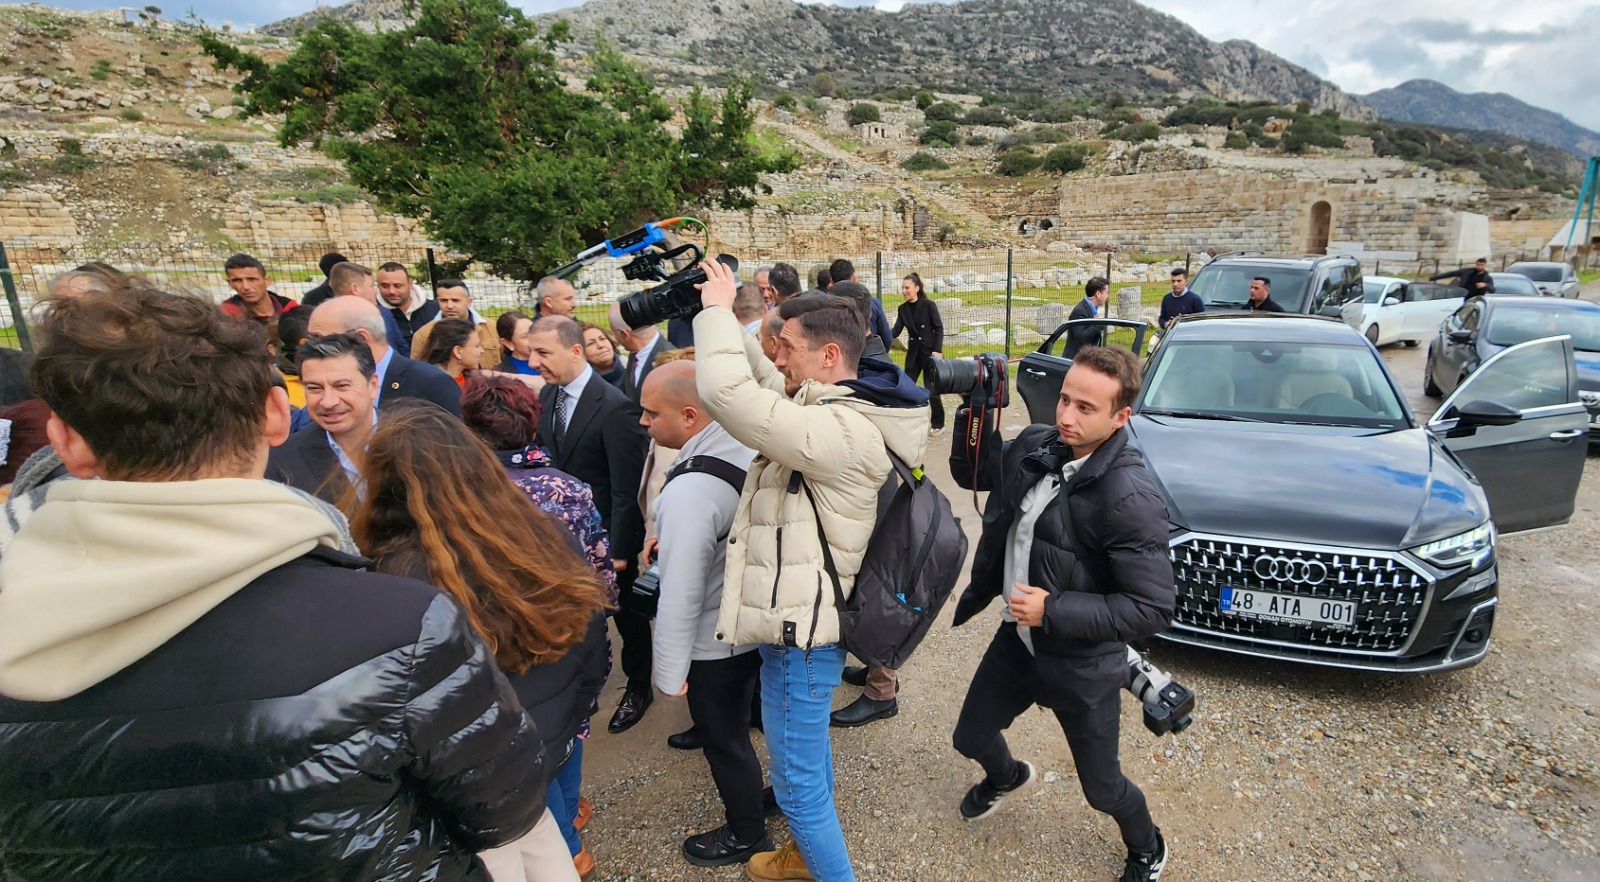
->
[3, 239, 1593, 356]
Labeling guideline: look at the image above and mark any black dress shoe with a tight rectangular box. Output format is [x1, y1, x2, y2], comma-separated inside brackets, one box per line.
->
[667, 726, 703, 750]
[830, 694, 898, 728]
[607, 685, 653, 734]
[681, 824, 774, 867]
[841, 665, 869, 687]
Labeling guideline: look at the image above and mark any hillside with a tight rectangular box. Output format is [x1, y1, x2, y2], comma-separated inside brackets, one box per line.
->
[267, 0, 1374, 119]
[1364, 79, 1600, 161]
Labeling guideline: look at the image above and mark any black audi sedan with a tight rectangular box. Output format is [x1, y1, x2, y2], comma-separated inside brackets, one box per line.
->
[1017, 313, 1587, 672]
[1424, 296, 1600, 439]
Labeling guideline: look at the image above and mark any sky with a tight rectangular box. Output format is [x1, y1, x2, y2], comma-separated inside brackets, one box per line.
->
[19, 0, 1600, 133]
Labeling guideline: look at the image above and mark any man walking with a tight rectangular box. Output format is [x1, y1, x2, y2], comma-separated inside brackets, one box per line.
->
[528, 316, 652, 733]
[640, 360, 770, 868]
[0, 281, 547, 881]
[1066, 277, 1111, 354]
[694, 260, 931, 882]
[949, 345, 1175, 882]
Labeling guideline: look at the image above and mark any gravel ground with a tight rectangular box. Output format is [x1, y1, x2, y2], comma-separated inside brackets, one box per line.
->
[574, 287, 1600, 882]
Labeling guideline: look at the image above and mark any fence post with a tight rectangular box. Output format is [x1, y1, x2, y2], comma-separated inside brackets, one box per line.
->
[874, 251, 883, 305]
[1004, 248, 1013, 362]
[426, 248, 439, 293]
[1184, 253, 1191, 276]
[0, 241, 33, 352]
[1105, 252, 1112, 281]
[1374, 259, 1381, 276]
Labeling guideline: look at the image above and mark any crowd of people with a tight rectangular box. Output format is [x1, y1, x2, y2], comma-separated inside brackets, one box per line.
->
[0, 250, 1178, 882]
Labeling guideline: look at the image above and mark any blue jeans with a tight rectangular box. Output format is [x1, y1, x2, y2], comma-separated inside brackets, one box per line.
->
[546, 738, 584, 856]
[760, 643, 854, 882]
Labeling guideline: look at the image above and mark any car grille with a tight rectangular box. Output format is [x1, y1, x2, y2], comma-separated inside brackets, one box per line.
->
[1170, 535, 1432, 654]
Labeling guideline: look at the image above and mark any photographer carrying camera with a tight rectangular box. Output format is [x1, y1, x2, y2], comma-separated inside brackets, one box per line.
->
[692, 259, 931, 882]
[947, 345, 1175, 882]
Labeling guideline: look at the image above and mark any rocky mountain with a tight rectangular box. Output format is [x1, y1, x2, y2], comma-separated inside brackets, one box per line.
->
[266, 0, 1374, 119]
[1364, 79, 1600, 161]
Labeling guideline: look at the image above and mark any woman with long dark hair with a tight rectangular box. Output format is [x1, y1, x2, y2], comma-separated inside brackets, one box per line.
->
[420, 318, 485, 388]
[347, 401, 611, 882]
[892, 272, 946, 432]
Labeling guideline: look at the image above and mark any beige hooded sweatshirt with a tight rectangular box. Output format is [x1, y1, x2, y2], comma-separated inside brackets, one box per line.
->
[0, 478, 354, 702]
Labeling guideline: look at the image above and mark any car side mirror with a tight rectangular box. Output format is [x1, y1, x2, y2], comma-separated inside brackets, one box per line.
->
[1318, 305, 1343, 318]
[1448, 329, 1473, 344]
[1383, 296, 1401, 307]
[1455, 399, 1522, 428]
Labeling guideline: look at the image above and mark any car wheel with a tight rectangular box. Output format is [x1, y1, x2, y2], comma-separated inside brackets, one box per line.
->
[1423, 351, 1441, 397]
[1366, 324, 1380, 345]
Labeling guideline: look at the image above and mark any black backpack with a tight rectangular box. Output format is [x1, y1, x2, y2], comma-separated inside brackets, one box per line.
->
[800, 450, 967, 669]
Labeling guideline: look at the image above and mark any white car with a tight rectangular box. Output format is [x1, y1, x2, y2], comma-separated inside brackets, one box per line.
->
[1340, 275, 1466, 347]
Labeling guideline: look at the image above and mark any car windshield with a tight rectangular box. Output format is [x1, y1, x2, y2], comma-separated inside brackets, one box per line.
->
[1490, 274, 1539, 296]
[1484, 306, 1600, 352]
[1190, 265, 1312, 312]
[1362, 280, 1388, 304]
[1508, 264, 1562, 283]
[1141, 340, 1408, 428]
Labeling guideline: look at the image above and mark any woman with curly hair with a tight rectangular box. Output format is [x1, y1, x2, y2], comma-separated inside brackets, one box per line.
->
[347, 400, 611, 881]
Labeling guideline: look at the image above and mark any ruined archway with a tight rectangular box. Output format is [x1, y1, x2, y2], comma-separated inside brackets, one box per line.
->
[1308, 201, 1332, 254]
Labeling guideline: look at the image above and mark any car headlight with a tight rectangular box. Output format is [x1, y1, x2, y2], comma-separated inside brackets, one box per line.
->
[1411, 522, 1495, 567]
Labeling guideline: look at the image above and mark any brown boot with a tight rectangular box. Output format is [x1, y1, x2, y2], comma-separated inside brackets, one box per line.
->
[573, 846, 596, 880]
[574, 795, 593, 832]
[745, 840, 812, 881]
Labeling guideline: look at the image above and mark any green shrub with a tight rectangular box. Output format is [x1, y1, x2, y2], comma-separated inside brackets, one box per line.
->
[1103, 121, 1160, 143]
[1041, 142, 1089, 174]
[996, 149, 1042, 177]
[847, 102, 880, 125]
[919, 119, 959, 147]
[914, 90, 934, 110]
[900, 151, 949, 172]
[772, 91, 796, 110]
[924, 101, 964, 122]
[809, 72, 838, 98]
[1222, 130, 1249, 149]
[962, 106, 1014, 128]
[120, 107, 143, 121]
[964, 133, 989, 147]
[90, 59, 112, 81]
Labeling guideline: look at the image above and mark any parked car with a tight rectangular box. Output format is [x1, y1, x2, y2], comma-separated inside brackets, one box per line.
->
[1340, 275, 1465, 347]
[1505, 261, 1581, 298]
[1486, 272, 1540, 297]
[1424, 295, 1600, 437]
[1017, 313, 1587, 672]
[1187, 252, 1363, 316]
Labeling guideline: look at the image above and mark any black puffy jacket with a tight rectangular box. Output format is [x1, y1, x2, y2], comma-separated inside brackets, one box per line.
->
[953, 425, 1176, 708]
[0, 547, 547, 882]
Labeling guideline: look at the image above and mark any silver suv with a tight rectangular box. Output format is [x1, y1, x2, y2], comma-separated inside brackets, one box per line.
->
[1505, 262, 1580, 298]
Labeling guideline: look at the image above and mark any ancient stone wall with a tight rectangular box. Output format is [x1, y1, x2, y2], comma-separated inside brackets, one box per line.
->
[0, 187, 77, 244]
[1053, 168, 1477, 259]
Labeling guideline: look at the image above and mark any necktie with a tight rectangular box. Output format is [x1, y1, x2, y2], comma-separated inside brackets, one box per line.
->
[554, 388, 569, 446]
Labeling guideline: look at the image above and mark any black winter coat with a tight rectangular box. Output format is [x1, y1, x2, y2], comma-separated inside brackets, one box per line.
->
[383, 554, 609, 773]
[952, 424, 1176, 709]
[0, 547, 547, 882]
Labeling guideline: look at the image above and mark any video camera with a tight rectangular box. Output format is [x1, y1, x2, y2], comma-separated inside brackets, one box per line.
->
[548, 218, 710, 329]
[1125, 647, 1196, 736]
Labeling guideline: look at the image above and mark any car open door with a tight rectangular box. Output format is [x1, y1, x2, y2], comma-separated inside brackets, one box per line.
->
[1427, 336, 1587, 534]
[1403, 283, 1465, 342]
[1018, 319, 1148, 424]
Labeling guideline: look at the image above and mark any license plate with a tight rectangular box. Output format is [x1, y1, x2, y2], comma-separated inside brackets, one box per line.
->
[1219, 587, 1356, 630]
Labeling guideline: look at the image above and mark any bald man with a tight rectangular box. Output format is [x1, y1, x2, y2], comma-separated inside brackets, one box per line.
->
[639, 361, 768, 865]
[308, 296, 461, 417]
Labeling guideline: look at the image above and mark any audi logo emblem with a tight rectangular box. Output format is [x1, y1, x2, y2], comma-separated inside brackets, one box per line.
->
[1252, 555, 1329, 585]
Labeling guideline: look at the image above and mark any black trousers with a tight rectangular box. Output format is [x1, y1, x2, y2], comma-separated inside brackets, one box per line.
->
[614, 569, 652, 689]
[904, 347, 946, 429]
[951, 623, 1157, 853]
[686, 651, 766, 841]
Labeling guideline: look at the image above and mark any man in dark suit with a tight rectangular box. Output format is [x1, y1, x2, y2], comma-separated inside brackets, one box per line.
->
[308, 295, 461, 416]
[1066, 276, 1111, 356]
[266, 333, 380, 503]
[609, 303, 678, 405]
[529, 316, 653, 733]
